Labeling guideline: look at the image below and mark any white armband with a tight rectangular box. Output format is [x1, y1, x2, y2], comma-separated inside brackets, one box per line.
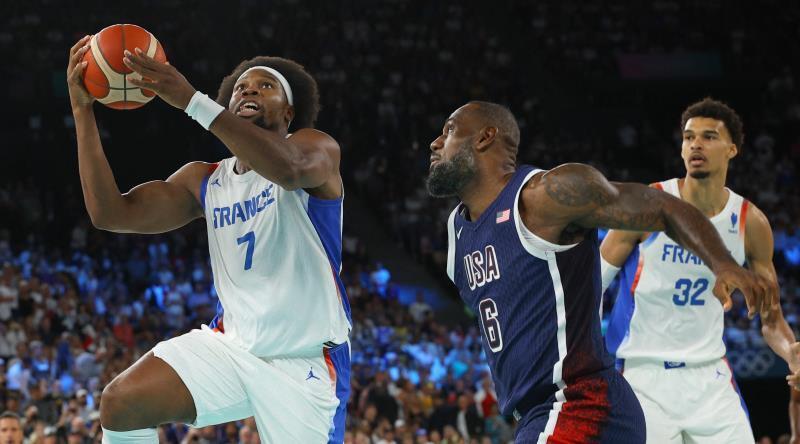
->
[601, 256, 622, 293]
[185, 91, 225, 130]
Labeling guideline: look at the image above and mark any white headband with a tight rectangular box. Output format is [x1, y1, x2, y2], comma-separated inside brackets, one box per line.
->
[238, 66, 294, 106]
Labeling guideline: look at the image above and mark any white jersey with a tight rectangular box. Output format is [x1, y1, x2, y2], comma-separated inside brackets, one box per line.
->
[201, 156, 351, 358]
[606, 178, 749, 364]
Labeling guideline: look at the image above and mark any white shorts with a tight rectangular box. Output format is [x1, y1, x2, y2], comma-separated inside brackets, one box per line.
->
[152, 326, 349, 443]
[621, 358, 753, 444]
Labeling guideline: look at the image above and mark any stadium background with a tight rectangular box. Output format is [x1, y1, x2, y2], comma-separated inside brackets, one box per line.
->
[0, 0, 798, 442]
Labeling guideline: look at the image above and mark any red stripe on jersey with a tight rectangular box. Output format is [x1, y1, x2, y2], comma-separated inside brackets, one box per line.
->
[723, 357, 737, 389]
[547, 377, 610, 443]
[651, 182, 664, 191]
[629, 254, 645, 295]
[207, 162, 219, 175]
[739, 200, 750, 240]
[323, 347, 337, 391]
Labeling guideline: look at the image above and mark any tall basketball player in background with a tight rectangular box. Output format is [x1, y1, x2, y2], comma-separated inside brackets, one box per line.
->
[602, 98, 800, 443]
[427, 101, 776, 443]
[67, 35, 351, 443]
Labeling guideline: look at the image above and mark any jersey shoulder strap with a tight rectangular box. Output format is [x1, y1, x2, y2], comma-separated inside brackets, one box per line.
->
[446, 204, 461, 282]
[655, 178, 680, 197]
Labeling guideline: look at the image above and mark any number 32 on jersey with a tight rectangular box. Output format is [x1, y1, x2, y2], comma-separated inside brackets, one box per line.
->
[673, 277, 708, 306]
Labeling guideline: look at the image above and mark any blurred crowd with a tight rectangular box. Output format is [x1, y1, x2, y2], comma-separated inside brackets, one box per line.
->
[1, 0, 799, 442]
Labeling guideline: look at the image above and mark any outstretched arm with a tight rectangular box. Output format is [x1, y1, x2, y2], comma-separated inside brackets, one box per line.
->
[527, 163, 777, 316]
[744, 204, 800, 388]
[67, 36, 205, 234]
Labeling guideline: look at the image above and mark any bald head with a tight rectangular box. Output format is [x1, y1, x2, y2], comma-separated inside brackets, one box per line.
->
[466, 101, 520, 155]
[427, 101, 520, 198]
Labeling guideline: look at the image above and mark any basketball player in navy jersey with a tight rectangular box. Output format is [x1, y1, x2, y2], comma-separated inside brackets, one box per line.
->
[427, 101, 777, 443]
[67, 38, 350, 443]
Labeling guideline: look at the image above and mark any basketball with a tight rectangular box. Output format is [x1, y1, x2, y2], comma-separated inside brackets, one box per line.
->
[81, 24, 166, 110]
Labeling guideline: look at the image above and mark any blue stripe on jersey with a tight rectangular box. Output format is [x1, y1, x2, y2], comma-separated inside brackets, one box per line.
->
[641, 231, 659, 248]
[208, 300, 224, 331]
[306, 194, 352, 324]
[725, 359, 750, 419]
[605, 247, 639, 357]
[200, 174, 210, 210]
[732, 378, 750, 419]
[326, 342, 351, 444]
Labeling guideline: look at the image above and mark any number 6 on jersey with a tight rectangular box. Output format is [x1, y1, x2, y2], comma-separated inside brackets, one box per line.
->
[479, 298, 503, 352]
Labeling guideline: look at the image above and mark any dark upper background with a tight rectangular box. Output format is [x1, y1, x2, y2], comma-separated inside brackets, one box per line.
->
[2, 0, 799, 245]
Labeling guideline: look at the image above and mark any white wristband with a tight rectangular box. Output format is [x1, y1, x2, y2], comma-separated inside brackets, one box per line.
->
[185, 91, 225, 130]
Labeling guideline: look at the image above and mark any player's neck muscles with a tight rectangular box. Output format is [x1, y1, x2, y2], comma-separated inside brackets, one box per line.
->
[460, 170, 514, 221]
[679, 175, 729, 217]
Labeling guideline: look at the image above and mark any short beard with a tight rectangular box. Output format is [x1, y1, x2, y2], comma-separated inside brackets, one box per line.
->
[426, 142, 477, 198]
[689, 171, 710, 179]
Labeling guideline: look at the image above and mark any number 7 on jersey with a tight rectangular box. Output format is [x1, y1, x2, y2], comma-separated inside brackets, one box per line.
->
[237, 231, 255, 270]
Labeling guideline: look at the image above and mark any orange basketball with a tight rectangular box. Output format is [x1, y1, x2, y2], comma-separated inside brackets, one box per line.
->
[81, 24, 167, 110]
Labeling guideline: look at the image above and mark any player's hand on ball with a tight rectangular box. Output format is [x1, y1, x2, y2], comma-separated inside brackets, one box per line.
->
[123, 47, 196, 110]
[67, 35, 95, 110]
[712, 265, 777, 319]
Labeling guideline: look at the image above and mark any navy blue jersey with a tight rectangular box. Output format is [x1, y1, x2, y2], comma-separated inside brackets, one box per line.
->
[447, 165, 614, 416]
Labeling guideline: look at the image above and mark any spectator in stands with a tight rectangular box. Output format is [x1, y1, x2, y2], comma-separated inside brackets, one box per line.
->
[0, 411, 23, 444]
[409, 291, 433, 323]
[455, 393, 483, 440]
[370, 262, 392, 298]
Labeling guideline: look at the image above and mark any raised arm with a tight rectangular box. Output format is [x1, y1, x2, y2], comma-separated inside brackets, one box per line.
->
[525, 163, 777, 316]
[121, 48, 342, 197]
[67, 36, 205, 234]
[209, 120, 341, 194]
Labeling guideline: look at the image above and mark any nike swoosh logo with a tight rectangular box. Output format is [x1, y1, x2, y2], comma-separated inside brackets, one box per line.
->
[456, 227, 463, 239]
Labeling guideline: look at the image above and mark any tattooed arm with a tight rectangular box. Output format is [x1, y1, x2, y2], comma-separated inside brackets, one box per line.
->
[520, 163, 778, 316]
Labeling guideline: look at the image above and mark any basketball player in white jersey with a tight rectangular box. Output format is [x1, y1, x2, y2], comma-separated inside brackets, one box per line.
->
[601, 98, 800, 443]
[67, 36, 351, 443]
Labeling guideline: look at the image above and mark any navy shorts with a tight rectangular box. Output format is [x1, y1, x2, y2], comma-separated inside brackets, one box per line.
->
[514, 369, 645, 443]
